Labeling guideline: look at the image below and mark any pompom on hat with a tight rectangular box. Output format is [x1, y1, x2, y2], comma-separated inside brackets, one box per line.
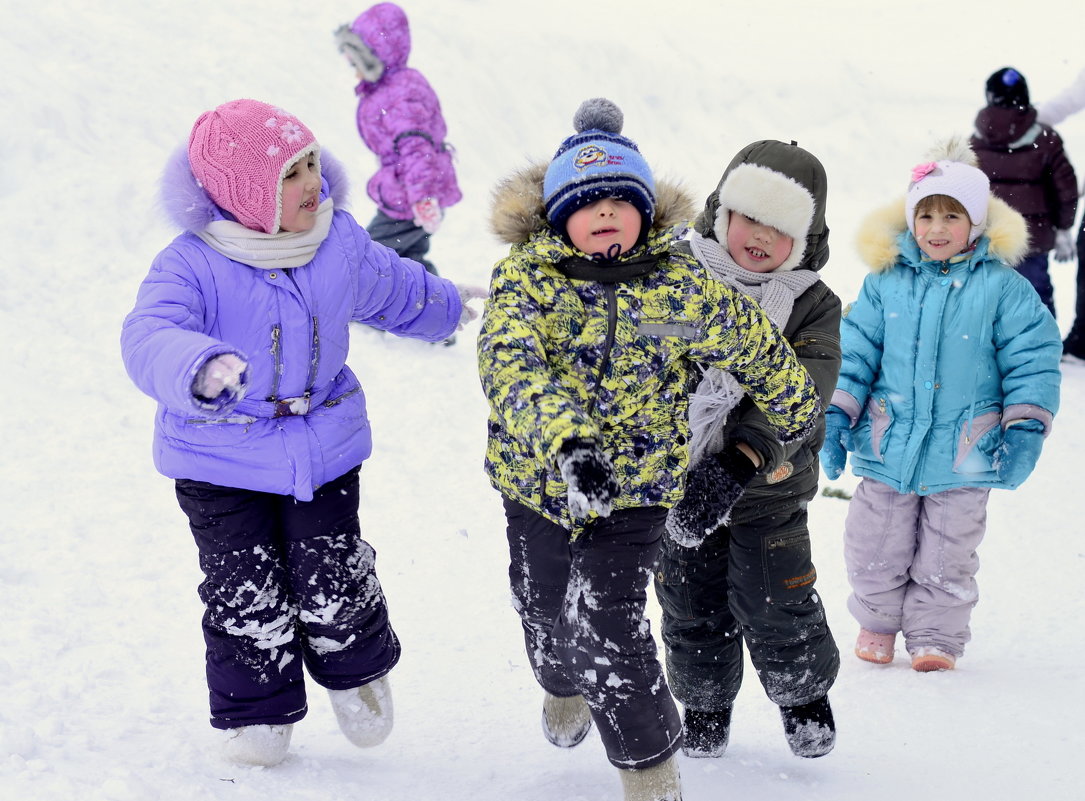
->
[187, 99, 320, 234]
[543, 98, 656, 242]
[905, 137, 990, 245]
[985, 67, 1030, 109]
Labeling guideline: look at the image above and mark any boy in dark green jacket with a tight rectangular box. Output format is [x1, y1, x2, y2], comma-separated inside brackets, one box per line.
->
[478, 102, 822, 801]
[655, 140, 842, 760]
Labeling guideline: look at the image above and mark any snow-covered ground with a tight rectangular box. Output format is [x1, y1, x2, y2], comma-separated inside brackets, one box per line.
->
[3, 1, 1084, 798]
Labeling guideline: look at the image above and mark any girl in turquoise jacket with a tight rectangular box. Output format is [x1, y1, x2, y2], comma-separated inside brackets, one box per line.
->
[821, 138, 1061, 673]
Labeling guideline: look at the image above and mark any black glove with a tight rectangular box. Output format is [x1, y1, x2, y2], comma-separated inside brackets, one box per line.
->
[666, 445, 757, 547]
[557, 438, 620, 519]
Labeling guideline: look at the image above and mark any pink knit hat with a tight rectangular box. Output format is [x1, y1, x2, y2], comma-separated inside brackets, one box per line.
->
[187, 99, 320, 234]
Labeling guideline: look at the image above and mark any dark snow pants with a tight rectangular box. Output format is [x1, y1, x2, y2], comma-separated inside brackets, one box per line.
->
[502, 497, 682, 769]
[367, 210, 438, 276]
[175, 467, 400, 730]
[1061, 220, 1085, 358]
[654, 464, 839, 711]
[1015, 252, 1057, 319]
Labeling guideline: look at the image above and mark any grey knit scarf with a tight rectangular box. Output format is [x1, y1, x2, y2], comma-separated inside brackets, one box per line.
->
[687, 231, 821, 465]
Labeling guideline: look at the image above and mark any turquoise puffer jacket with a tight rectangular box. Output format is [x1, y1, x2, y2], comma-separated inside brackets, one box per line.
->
[834, 196, 1061, 494]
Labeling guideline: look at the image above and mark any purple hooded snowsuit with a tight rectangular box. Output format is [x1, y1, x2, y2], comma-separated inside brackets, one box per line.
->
[349, 3, 461, 219]
[120, 148, 461, 729]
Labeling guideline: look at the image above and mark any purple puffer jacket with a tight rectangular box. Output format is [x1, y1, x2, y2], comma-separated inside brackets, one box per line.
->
[971, 104, 1078, 253]
[350, 3, 462, 219]
[121, 148, 462, 501]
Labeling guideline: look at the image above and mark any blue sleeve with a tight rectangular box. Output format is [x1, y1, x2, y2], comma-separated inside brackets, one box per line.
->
[994, 271, 1062, 426]
[836, 274, 885, 412]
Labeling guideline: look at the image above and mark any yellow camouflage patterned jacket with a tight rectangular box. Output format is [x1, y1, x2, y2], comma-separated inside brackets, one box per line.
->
[478, 164, 821, 534]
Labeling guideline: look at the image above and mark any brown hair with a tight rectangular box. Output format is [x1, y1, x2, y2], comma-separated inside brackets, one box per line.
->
[914, 194, 971, 223]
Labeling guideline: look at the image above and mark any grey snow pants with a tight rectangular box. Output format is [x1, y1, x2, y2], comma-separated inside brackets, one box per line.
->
[843, 478, 990, 657]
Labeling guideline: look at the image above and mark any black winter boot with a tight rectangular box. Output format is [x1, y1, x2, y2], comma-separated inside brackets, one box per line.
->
[779, 695, 835, 758]
[681, 708, 732, 758]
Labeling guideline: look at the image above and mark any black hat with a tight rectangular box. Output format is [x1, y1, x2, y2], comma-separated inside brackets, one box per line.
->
[985, 67, 1030, 109]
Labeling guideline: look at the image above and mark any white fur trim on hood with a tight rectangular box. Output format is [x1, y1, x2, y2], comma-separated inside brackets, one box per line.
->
[714, 162, 816, 272]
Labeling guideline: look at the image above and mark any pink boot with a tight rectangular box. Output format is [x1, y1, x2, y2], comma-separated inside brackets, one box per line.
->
[855, 629, 896, 664]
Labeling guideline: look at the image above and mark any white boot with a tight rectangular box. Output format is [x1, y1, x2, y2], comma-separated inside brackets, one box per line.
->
[541, 692, 593, 747]
[221, 724, 293, 767]
[619, 755, 682, 801]
[328, 675, 393, 747]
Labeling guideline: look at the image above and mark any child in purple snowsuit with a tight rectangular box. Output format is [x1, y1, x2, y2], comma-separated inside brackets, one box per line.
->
[335, 3, 461, 278]
[820, 137, 1061, 673]
[120, 98, 483, 767]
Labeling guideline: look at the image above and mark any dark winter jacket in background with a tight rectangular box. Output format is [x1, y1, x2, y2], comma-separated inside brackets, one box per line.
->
[971, 104, 1078, 253]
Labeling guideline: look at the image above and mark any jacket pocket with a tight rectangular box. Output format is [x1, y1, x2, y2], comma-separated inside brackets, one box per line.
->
[854, 395, 893, 463]
[952, 408, 1002, 474]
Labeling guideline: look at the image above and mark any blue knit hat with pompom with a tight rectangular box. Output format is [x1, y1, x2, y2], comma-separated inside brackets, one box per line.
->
[543, 98, 656, 239]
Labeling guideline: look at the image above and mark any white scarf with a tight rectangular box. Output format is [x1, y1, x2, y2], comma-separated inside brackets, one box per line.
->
[195, 199, 335, 269]
[687, 231, 822, 465]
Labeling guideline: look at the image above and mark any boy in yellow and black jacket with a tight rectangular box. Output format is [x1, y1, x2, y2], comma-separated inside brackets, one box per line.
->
[477, 98, 820, 801]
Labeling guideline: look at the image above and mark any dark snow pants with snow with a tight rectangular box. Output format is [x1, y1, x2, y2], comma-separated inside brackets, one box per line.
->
[175, 466, 400, 730]
[367, 210, 438, 276]
[502, 497, 682, 769]
[654, 463, 839, 712]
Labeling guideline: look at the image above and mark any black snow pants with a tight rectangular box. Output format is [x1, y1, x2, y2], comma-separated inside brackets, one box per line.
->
[502, 497, 682, 769]
[366, 210, 439, 276]
[1060, 216, 1085, 358]
[654, 463, 839, 712]
[176, 466, 400, 729]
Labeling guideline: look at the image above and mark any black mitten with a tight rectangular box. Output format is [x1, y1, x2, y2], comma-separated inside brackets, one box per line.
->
[557, 438, 621, 519]
[666, 445, 757, 547]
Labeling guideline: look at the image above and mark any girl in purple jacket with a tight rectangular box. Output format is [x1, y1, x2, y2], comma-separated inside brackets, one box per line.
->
[121, 98, 482, 767]
[335, 3, 462, 281]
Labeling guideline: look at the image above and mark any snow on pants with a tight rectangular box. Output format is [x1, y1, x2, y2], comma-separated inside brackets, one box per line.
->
[502, 497, 682, 769]
[366, 210, 438, 276]
[175, 466, 400, 729]
[655, 467, 839, 711]
[843, 478, 990, 658]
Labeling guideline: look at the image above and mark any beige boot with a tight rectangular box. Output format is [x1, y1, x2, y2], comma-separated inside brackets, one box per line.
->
[541, 692, 593, 747]
[328, 675, 393, 747]
[221, 723, 293, 767]
[619, 755, 682, 801]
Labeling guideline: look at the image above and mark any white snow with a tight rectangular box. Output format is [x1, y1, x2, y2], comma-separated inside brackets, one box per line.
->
[3, 1, 1084, 799]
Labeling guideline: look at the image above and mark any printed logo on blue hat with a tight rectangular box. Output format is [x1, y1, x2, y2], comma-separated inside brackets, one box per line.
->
[574, 145, 612, 171]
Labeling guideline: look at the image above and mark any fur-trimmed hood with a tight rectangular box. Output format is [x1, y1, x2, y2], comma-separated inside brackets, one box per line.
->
[855, 193, 1029, 274]
[489, 162, 695, 247]
[160, 145, 350, 234]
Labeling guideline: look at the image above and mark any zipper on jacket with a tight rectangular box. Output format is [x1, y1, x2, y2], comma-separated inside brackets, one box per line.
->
[268, 324, 283, 401]
[588, 284, 619, 415]
[306, 316, 320, 389]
